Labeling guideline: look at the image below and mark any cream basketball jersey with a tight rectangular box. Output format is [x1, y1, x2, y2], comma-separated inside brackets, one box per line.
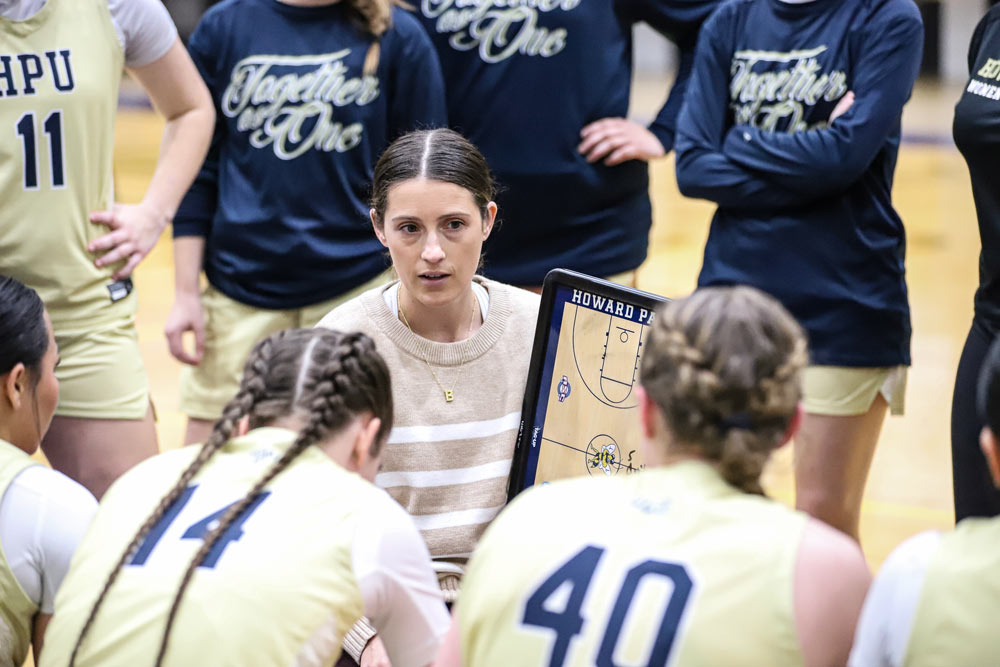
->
[459, 461, 808, 666]
[41, 428, 400, 666]
[0, 0, 128, 332]
[903, 520, 1000, 665]
[0, 441, 37, 667]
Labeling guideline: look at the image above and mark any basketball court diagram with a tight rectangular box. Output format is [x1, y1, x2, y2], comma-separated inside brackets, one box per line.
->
[529, 287, 656, 485]
[573, 307, 644, 408]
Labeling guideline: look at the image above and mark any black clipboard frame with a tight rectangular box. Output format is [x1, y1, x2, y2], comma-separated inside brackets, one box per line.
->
[507, 269, 668, 501]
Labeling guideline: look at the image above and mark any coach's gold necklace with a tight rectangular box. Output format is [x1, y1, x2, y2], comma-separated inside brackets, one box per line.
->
[397, 290, 477, 403]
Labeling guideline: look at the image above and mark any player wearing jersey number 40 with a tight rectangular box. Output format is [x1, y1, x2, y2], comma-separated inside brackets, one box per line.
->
[435, 286, 871, 667]
[40, 328, 449, 667]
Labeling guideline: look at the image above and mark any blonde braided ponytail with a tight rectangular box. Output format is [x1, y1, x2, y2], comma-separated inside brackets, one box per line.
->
[640, 286, 807, 494]
[347, 0, 409, 76]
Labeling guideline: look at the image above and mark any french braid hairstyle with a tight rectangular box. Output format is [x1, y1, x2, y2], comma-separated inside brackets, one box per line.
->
[639, 286, 807, 495]
[68, 328, 392, 667]
[347, 0, 407, 76]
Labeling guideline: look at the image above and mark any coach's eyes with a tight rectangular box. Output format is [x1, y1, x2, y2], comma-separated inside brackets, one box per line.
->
[399, 223, 420, 234]
[444, 218, 464, 231]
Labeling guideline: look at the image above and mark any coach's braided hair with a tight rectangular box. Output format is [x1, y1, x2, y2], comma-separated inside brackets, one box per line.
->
[640, 286, 807, 495]
[347, 0, 407, 76]
[69, 329, 392, 666]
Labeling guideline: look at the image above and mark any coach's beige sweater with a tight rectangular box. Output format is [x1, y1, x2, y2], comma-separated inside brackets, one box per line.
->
[317, 277, 539, 659]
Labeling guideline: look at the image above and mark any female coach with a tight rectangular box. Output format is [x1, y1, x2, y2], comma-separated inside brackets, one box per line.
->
[317, 128, 540, 665]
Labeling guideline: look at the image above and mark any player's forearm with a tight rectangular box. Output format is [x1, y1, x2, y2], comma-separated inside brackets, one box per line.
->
[142, 104, 215, 230]
[173, 236, 205, 297]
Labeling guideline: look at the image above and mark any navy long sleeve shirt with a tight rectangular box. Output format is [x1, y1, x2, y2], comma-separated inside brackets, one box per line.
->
[954, 5, 1000, 332]
[414, 0, 718, 285]
[675, 0, 922, 366]
[173, 0, 447, 309]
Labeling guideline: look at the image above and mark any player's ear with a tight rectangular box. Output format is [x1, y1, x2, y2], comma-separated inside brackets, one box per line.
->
[236, 415, 250, 437]
[371, 210, 388, 248]
[637, 385, 657, 440]
[779, 403, 804, 449]
[980, 426, 1000, 488]
[351, 415, 383, 483]
[2, 363, 27, 411]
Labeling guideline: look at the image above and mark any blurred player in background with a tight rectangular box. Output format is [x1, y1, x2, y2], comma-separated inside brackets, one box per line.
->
[851, 335, 1000, 665]
[412, 0, 719, 289]
[167, 0, 446, 446]
[0, 276, 97, 667]
[0, 0, 214, 498]
[675, 0, 923, 540]
[41, 329, 450, 667]
[436, 286, 870, 667]
[318, 128, 539, 666]
[950, 3, 1000, 521]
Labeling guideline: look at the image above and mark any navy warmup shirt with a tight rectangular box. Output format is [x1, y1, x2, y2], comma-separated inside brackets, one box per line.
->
[414, 0, 719, 285]
[675, 0, 923, 366]
[174, 0, 447, 309]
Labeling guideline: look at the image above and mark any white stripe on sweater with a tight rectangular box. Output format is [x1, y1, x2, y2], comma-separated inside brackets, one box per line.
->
[410, 505, 505, 532]
[387, 411, 521, 445]
[376, 458, 512, 489]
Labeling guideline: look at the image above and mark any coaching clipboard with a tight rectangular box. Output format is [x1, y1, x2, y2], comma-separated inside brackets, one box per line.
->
[508, 269, 668, 500]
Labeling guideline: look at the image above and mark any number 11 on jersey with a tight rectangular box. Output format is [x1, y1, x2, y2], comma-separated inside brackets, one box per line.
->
[15, 110, 65, 190]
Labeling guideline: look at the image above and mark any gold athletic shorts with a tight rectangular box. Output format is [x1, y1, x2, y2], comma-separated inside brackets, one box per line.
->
[802, 365, 908, 417]
[180, 270, 392, 421]
[54, 317, 150, 420]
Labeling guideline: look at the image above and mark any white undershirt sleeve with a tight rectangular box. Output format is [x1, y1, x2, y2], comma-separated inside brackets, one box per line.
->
[351, 493, 450, 667]
[0, 466, 98, 613]
[108, 0, 178, 68]
[848, 530, 941, 667]
[0, 1, 177, 67]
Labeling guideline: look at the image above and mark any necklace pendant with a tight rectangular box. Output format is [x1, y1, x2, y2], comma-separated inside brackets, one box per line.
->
[444, 389, 454, 403]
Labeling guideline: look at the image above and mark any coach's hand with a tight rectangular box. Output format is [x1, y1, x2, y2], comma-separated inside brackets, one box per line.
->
[88, 201, 170, 279]
[578, 118, 666, 166]
[165, 292, 205, 365]
[360, 636, 392, 667]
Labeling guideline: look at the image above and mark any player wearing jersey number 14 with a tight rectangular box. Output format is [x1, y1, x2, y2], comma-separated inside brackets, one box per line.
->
[40, 328, 449, 667]
[435, 287, 871, 667]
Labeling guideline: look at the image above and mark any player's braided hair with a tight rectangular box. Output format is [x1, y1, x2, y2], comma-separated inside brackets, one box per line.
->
[370, 128, 497, 226]
[640, 286, 807, 495]
[346, 0, 407, 76]
[68, 328, 392, 666]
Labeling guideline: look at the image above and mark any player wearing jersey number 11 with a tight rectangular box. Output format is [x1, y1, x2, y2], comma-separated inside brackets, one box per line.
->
[435, 287, 871, 667]
[40, 328, 450, 667]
